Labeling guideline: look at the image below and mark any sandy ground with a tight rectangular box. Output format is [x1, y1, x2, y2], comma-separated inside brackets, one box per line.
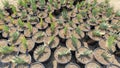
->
[0, 0, 120, 11]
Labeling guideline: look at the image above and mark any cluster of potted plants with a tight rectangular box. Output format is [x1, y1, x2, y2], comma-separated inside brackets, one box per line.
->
[0, 0, 120, 68]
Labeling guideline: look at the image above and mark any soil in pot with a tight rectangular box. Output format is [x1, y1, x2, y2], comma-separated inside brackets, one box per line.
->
[30, 62, 45, 68]
[0, 39, 8, 46]
[33, 45, 51, 62]
[79, 24, 91, 32]
[85, 61, 102, 68]
[44, 36, 59, 49]
[54, 46, 72, 64]
[94, 48, 114, 65]
[14, 64, 29, 68]
[75, 47, 93, 64]
[66, 35, 81, 51]
[65, 62, 80, 68]
[32, 31, 47, 44]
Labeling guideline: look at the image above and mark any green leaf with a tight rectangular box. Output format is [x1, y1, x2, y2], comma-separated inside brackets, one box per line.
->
[10, 5, 16, 14]
[36, 45, 46, 55]
[39, 0, 45, 7]
[48, 36, 55, 45]
[71, 35, 78, 49]
[18, 18, 24, 27]
[62, 9, 68, 20]
[40, 18, 43, 27]
[75, 27, 82, 35]
[21, 36, 28, 50]
[93, 30, 105, 37]
[30, 0, 37, 12]
[50, 22, 55, 33]
[58, 48, 71, 56]
[3, 25, 9, 33]
[11, 31, 20, 42]
[101, 52, 111, 61]
[27, 22, 32, 32]
[99, 22, 108, 30]
[64, 26, 68, 36]
[80, 50, 92, 56]
[2, 0, 9, 7]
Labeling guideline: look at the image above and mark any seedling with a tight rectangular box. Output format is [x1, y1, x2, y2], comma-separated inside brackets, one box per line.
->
[40, 17, 43, 27]
[76, 3, 80, 10]
[71, 35, 78, 51]
[10, 5, 17, 14]
[76, 14, 82, 21]
[62, 9, 68, 20]
[49, 12, 53, 22]
[48, 0, 53, 5]
[0, 9, 4, 19]
[3, 25, 9, 33]
[64, 26, 68, 36]
[27, 22, 32, 32]
[53, 2, 59, 9]
[75, 27, 82, 36]
[93, 30, 105, 37]
[92, 8, 99, 16]
[2, 0, 9, 8]
[21, 11, 27, 18]
[111, 24, 120, 30]
[99, 22, 108, 30]
[30, 0, 37, 12]
[50, 22, 55, 34]
[57, 20, 63, 25]
[80, 50, 92, 56]
[48, 36, 55, 45]
[80, 10, 87, 17]
[21, 36, 28, 52]
[101, 52, 111, 61]
[18, 0, 27, 8]
[60, 0, 66, 5]
[115, 10, 120, 17]
[11, 31, 20, 42]
[36, 45, 46, 55]
[106, 36, 115, 52]
[36, 33, 44, 40]
[39, 0, 45, 8]
[12, 56, 27, 64]
[68, 20, 73, 27]
[0, 45, 14, 54]
[47, 5, 51, 12]
[106, 7, 113, 17]
[90, 17, 96, 23]
[58, 48, 71, 57]
[69, 0, 74, 7]
[18, 18, 24, 27]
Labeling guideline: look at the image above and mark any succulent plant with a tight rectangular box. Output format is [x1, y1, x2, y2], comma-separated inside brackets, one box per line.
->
[92, 8, 99, 16]
[90, 17, 96, 23]
[49, 12, 53, 22]
[106, 7, 113, 17]
[12, 56, 27, 64]
[48, 0, 53, 5]
[115, 10, 120, 17]
[30, 0, 37, 12]
[21, 36, 28, 51]
[3, 25, 9, 33]
[0, 9, 4, 19]
[75, 27, 82, 35]
[93, 30, 105, 37]
[53, 1, 59, 9]
[36, 33, 44, 40]
[60, 0, 66, 5]
[0, 45, 14, 54]
[18, 0, 28, 8]
[2, 0, 9, 8]
[62, 9, 68, 20]
[58, 48, 71, 57]
[39, 0, 45, 7]
[64, 26, 68, 36]
[40, 17, 43, 27]
[50, 22, 55, 34]
[71, 35, 78, 51]
[36, 45, 46, 55]
[99, 22, 108, 30]
[10, 5, 17, 14]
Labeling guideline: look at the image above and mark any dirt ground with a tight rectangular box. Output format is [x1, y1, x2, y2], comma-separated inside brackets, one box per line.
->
[0, 0, 120, 11]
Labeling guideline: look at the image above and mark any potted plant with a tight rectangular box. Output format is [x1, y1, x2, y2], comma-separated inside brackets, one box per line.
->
[2, 25, 9, 38]
[75, 47, 93, 64]
[19, 36, 35, 54]
[94, 48, 114, 65]
[45, 12, 56, 23]
[33, 44, 51, 62]
[54, 46, 72, 64]
[66, 35, 81, 51]
[65, 62, 80, 68]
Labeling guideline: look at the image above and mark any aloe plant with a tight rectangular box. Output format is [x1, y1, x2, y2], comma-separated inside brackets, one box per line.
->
[27, 22, 32, 32]
[18, 18, 24, 27]
[0, 45, 14, 54]
[3, 25, 9, 33]
[58, 48, 71, 57]
[48, 36, 55, 45]
[101, 52, 111, 61]
[92, 8, 99, 16]
[11, 31, 20, 42]
[12, 56, 27, 64]
[50, 22, 55, 34]
[21, 36, 28, 51]
[75, 27, 82, 36]
[80, 50, 92, 56]
[106, 36, 115, 52]
[62, 9, 68, 20]
[71, 35, 78, 50]
[99, 22, 108, 30]
[90, 17, 96, 23]
[80, 10, 87, 17]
